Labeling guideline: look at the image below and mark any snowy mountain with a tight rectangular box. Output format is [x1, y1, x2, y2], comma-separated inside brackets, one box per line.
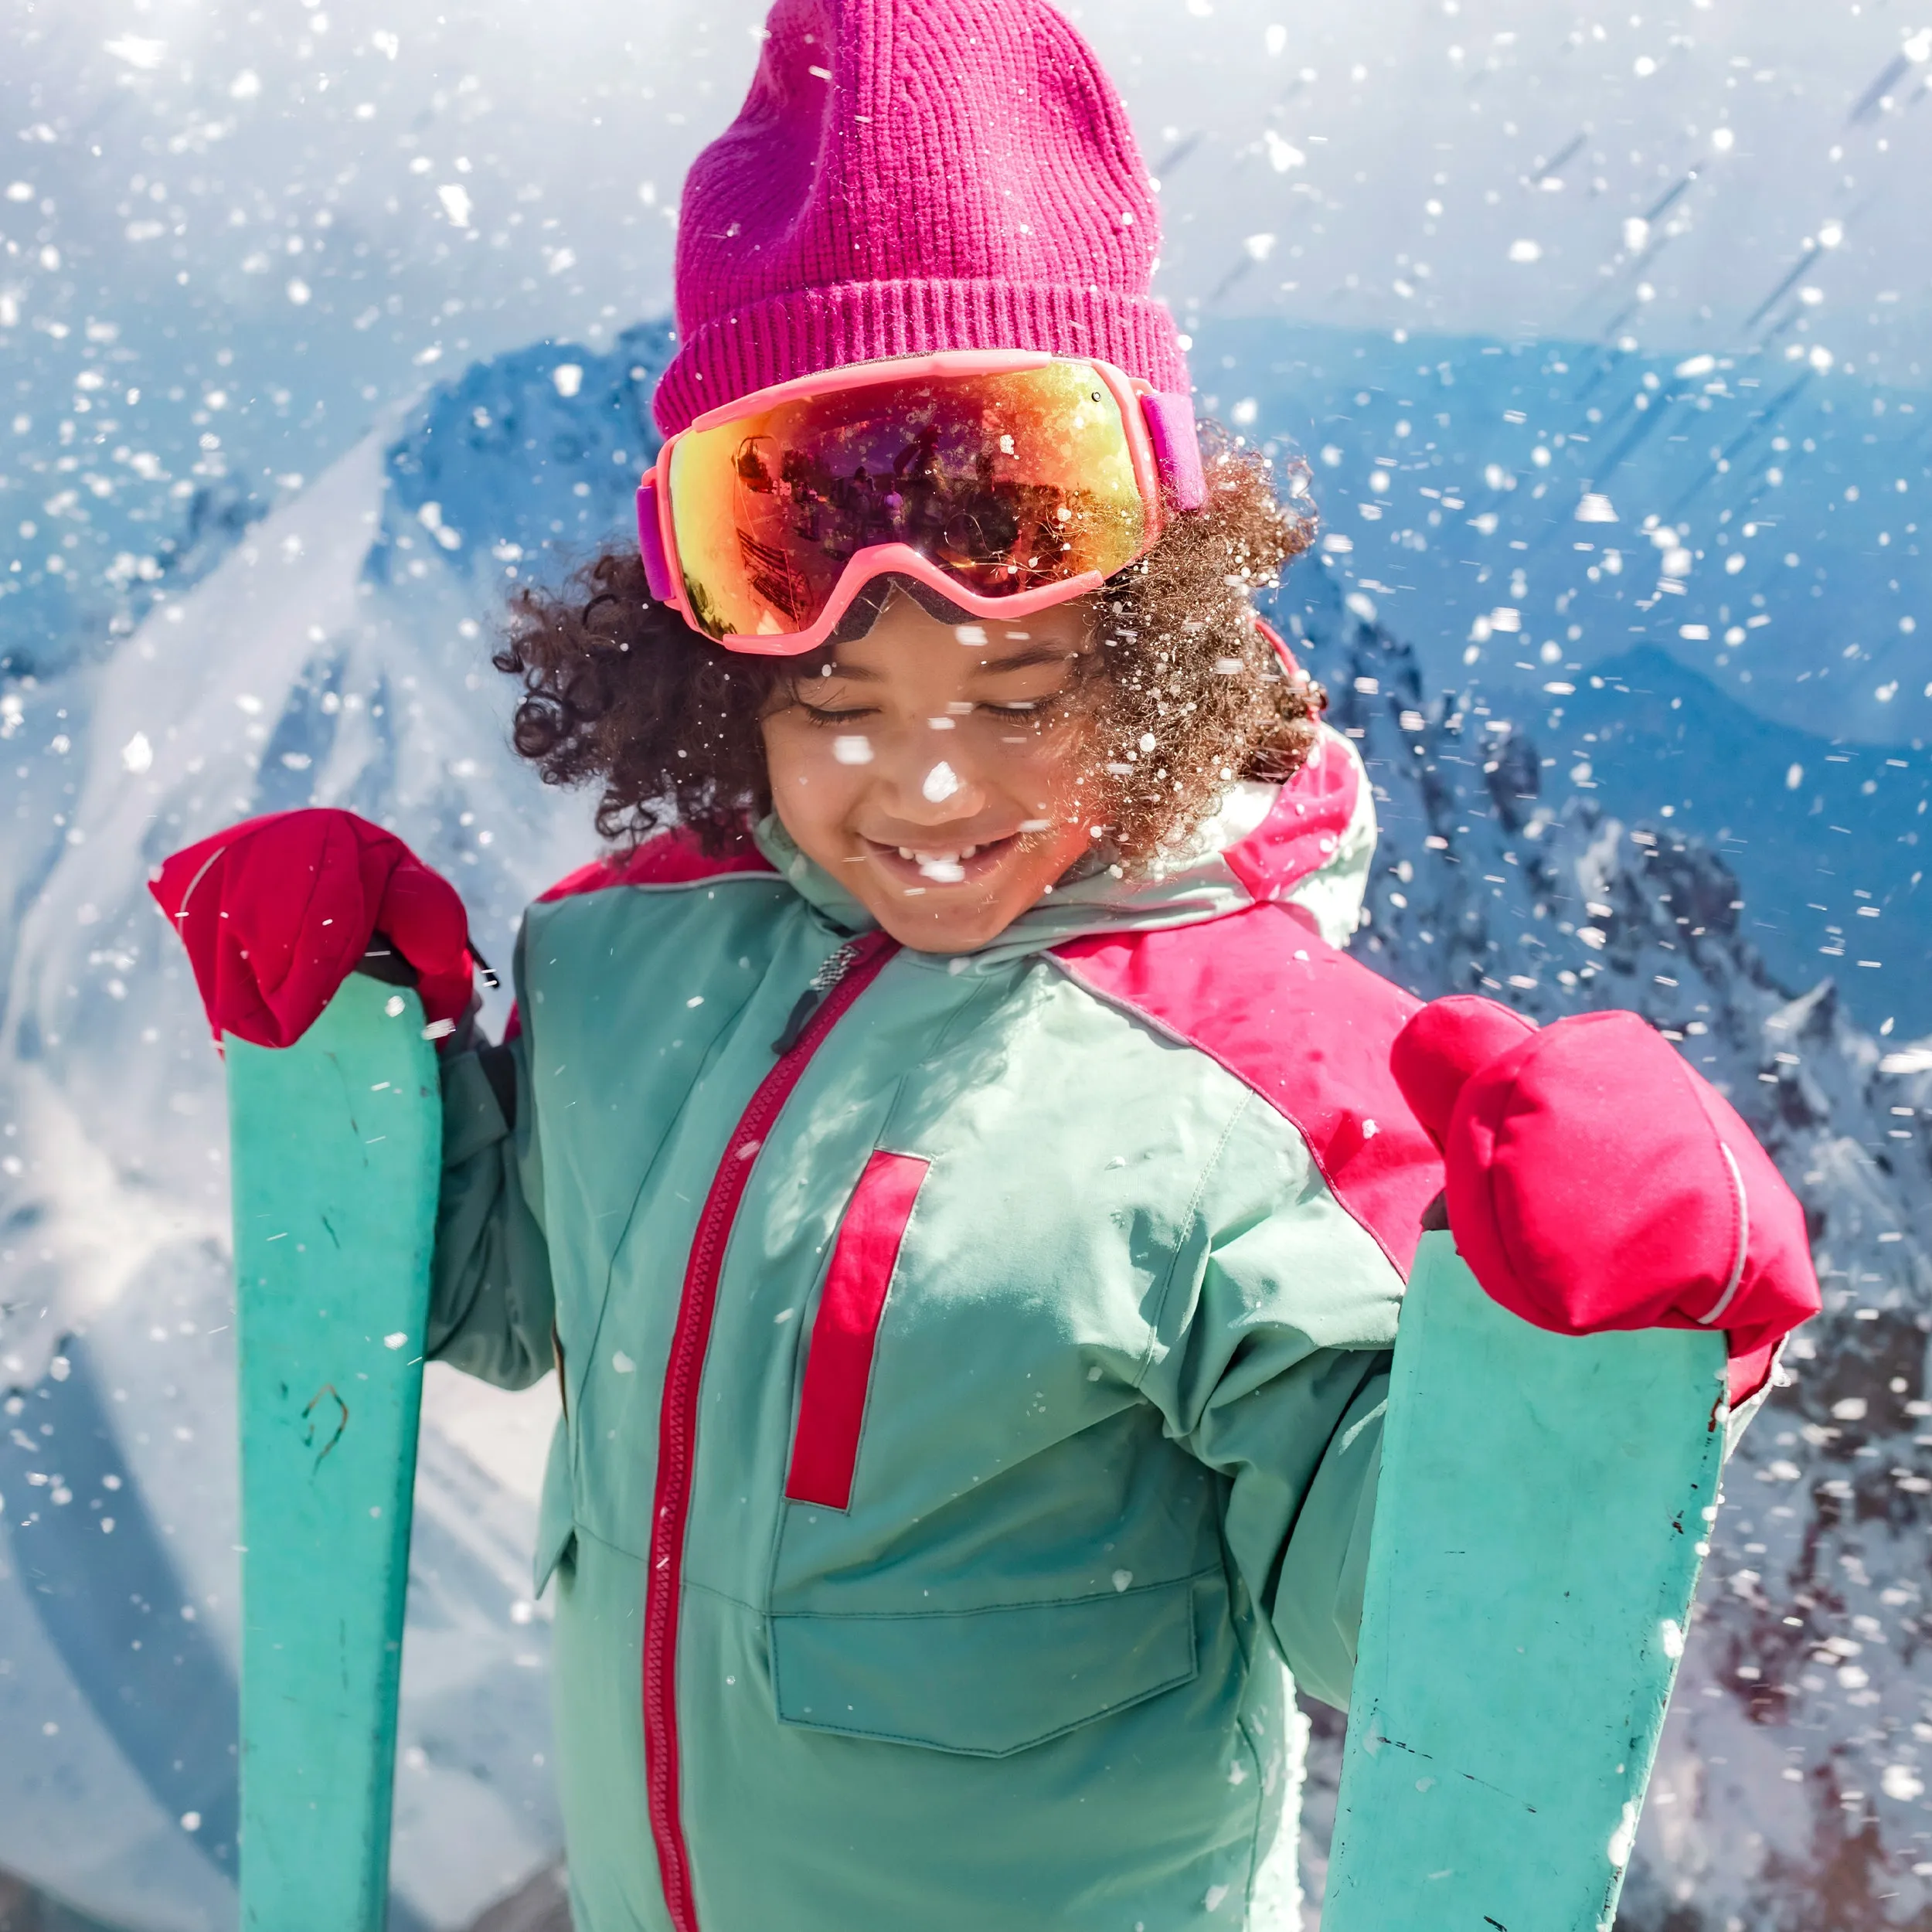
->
[1196, 315, 1930, 1041]
[7, 0, 1927, 642]
[0, 323, 671, 1930]
[1195, 319, 1929, 750]
[1284, 569, 1932, 1930]
[1, 311, 1927, 1928]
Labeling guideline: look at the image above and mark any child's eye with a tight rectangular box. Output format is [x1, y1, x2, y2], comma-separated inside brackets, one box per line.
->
[796, 702, 877, 726]
[980, 694, 1063, 722]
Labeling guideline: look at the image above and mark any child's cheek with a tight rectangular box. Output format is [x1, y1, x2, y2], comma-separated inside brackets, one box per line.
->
[1017, 718, 1102, 820]
[774, 725, 879, 852]
[761, 718, 828, 829]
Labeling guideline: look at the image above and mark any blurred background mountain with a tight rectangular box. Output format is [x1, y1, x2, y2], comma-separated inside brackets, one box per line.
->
[1, 1, 1927, 1925]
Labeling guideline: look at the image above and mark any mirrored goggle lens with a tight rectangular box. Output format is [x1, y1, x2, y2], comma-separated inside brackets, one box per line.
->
[666, 360, 1148, 642]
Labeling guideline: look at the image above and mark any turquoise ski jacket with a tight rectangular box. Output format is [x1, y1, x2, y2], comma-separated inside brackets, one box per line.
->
[429, 726, 1446, 1931]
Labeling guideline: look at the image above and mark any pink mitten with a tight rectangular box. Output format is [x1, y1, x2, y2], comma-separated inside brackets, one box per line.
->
[151, 809, 475, 1049]
[1391, 996, 1819, 1403]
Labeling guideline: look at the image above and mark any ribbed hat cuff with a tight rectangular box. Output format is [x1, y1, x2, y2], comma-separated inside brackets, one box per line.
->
[653, 277, 1192, 435]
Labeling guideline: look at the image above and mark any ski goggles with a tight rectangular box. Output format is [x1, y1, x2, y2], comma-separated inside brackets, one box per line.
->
[637, 350, 1206, 656]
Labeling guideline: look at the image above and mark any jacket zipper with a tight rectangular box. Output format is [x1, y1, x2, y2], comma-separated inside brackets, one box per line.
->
[643, 929, 898, 1930]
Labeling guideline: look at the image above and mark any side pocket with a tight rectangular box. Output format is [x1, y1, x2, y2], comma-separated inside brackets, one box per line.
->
[784, 1150, 930, 1512]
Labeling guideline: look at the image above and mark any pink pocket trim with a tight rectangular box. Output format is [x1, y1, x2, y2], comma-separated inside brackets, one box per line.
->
[784, 1151, 929, 1511]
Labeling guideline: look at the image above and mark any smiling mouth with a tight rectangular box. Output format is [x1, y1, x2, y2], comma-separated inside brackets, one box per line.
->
[861, 832, 1021, 889]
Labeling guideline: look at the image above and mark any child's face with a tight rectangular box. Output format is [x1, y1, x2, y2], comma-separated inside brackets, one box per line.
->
[760, 589, 1102, 954]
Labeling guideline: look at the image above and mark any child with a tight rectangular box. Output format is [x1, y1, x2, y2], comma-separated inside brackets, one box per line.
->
[155, 1, 1818, 1926]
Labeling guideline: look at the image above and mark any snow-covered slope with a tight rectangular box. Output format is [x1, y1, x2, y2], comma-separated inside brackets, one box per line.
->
[0, 322, 669, 1929]
[1284, 566, 1932, 1930]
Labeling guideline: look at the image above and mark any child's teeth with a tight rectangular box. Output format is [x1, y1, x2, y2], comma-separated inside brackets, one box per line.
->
[899, 847, 915, 860]
[961, 845, 978, 859]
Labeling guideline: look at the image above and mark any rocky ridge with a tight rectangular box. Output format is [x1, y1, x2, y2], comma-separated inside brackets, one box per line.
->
[1285, 568, 1932, 1930]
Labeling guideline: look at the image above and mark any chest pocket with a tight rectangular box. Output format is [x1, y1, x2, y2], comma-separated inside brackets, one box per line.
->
[784, 1149, 929, 1512]
[773, 1148, 1207, 1756]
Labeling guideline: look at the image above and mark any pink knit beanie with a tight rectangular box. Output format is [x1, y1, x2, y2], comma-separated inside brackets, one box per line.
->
[652, 0, 1192, 438]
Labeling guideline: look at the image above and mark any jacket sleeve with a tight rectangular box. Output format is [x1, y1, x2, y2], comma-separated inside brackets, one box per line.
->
[427, 978, 556, 1391]
[1137, 1090, 1404, 1713]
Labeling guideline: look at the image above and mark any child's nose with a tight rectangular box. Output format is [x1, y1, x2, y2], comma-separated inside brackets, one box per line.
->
[883, 741, 989, 824]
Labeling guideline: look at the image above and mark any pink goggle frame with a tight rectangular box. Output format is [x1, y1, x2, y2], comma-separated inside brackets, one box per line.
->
[636, 349, 1206, 657]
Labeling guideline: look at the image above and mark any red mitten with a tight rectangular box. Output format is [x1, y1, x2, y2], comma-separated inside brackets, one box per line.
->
[1391, 995, 1820, 1404]
[150, 809, 474, 1049]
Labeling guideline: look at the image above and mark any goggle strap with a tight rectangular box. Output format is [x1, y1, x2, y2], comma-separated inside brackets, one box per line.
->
[636, 476, 679, 607]
[1255, 614, 1301, 678]
[1140, 391, 1206, 512]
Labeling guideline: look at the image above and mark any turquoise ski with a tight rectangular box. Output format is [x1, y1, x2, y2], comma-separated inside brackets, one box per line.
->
[1322, 1230, 1727, 1932]
[226, 974, 442, 1932]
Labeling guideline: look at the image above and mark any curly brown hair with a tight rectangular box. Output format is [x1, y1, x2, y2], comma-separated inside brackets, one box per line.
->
[493, 427, 1325, 864]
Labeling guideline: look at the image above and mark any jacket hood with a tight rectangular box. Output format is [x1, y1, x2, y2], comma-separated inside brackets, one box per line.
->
[752, 723, 1378, 970]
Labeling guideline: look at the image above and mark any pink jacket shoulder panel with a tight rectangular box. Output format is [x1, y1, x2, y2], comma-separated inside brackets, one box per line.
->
[536, 825, 778, 903]
[1220, 728, 1362, 909]
[1053, 902, 1443, 1277]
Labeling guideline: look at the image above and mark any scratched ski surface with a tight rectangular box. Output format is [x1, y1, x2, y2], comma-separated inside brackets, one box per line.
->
[1322, 1231, 1727, 1932]
[226, 975, 441, 1932]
